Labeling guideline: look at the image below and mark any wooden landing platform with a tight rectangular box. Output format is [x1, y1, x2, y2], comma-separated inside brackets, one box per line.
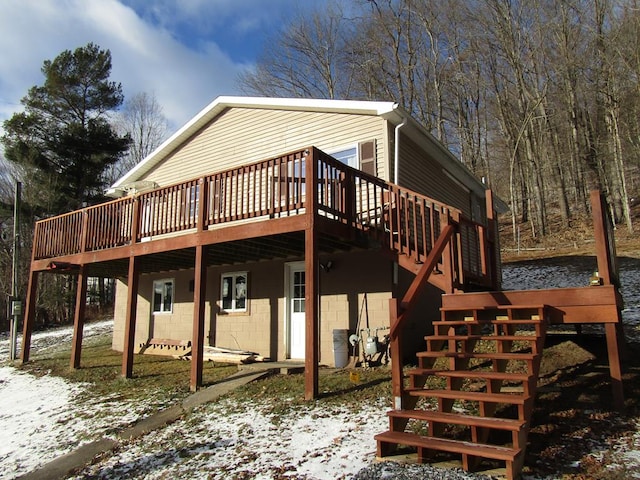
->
[442, 285, 622, 324]
[442, 285, 625, 411]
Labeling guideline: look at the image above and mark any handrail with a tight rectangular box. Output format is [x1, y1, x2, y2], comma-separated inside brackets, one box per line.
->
[31, 146, 494, 289]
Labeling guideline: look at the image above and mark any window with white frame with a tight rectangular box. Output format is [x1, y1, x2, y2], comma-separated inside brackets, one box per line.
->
[221, 272, 248, 313]
[330, 146, 358, 169]
[152, 279, 174, 313]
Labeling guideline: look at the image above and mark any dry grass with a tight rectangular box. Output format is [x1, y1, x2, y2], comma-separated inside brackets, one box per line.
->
[18, 334, 237, 407]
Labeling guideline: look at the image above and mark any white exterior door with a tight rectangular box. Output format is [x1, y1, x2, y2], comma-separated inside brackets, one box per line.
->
[288, 264, 305, 359]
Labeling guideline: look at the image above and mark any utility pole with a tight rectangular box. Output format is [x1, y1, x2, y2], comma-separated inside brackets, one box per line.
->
[9, 182, 21, 361]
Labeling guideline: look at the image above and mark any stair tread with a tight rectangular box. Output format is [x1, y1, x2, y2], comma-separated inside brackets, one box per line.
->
[426, 335, 540, 341]
[440, 304, 547, 311]
[408, 368, 531, 381]
[375, 430, 520, 461]
[417, 351, 536, 360]
[386, 409, 526, 430]
[435, 319, 543, 326]
[407, 387, 529, 404]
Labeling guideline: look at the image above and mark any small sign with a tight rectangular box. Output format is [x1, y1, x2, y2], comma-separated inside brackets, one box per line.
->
[11, 300, 22, 316]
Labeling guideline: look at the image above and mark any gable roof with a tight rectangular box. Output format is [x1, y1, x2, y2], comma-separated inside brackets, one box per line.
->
[109, 96, 490, 201]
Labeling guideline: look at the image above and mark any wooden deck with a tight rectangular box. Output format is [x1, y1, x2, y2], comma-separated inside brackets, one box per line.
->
[19, 146, 625, 479]
[21, 146, 497, 396]
[29, 146, 494, 286]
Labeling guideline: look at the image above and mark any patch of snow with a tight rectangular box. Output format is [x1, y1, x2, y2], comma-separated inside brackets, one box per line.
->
[0, 366, 89, 478]
[0, 320, 167, 479]
[71, 399, 389, 480]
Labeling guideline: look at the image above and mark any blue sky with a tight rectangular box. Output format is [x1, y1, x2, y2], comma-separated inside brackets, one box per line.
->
[0, 0, 327, 133]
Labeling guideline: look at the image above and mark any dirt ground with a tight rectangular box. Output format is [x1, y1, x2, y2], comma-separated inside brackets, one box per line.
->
[498, 217, 640, 478]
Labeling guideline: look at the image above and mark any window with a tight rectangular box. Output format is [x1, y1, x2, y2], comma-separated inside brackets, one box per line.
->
[329, 140, 376, 176]
[221, 272, 248, 313]
[153, 279, 174, 313]
[331, 146, 358, 169]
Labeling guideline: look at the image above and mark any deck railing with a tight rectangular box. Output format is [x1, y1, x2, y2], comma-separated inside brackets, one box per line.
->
[32, 147, 493, 288]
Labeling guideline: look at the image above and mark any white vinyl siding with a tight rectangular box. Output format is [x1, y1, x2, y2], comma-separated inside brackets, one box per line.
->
[141, 109, 386, 186]
[397, 133, 472, 216]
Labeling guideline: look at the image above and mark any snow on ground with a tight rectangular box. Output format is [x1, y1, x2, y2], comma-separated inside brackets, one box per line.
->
[0, 320, 392, 480]
[0, 321, 113, 478]
[0, 256, 638, 479]
[0, 366, 87, 478]
[71, 398, 390, 480]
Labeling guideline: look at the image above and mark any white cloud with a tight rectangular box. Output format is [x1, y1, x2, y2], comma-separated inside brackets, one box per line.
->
[0, 0, 250, 131]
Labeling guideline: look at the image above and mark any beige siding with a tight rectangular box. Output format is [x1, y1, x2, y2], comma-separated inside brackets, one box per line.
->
[141, 109, 387, 186]
[112, 270, 215, 352]
[397, 133, 472, 216]
[112, 250, 400, 367]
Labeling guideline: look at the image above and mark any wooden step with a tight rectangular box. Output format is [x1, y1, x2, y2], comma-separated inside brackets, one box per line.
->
[407, 387, 528, 405]
[386, 409, 525, 432]
[408, 368, 530, 382]
[375, 430, 521, 462]
[434, 319, 542, 327]
[425, 334, 540, 342]
[417, 351, 536, 361]
[408, 368, 535, 395]
[440, 304, 546, 312]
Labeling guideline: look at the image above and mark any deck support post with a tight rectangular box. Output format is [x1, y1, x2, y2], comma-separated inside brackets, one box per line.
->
[485, 189, 500, 290]
[389, 298, 404, 409]
[122, 256, 140, 378]
[605, 322, 625, 410]
[190, 244, 208, 392]
[20, 269, 39, 363]
[304, 227, 319, 400]
[304, 147, 319, 401]
[591, 190, 625, 410]
[70, 265, 88, 369]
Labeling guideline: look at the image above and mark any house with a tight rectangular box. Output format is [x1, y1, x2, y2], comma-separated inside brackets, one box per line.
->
[23, 96, 500, 389]
[19, 96, 624, 479]
[99, 97, 496, 373]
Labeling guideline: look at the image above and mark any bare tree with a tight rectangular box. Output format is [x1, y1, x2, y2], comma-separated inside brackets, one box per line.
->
[242, 0, 639, 236]
[238, 2, 356, 99]
[108, 91, 169, 183]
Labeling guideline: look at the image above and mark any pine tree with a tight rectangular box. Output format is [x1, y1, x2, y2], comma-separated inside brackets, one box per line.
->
[2, 42, 131, 215]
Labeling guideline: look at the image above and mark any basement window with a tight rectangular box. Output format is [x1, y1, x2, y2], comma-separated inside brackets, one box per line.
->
[152, 279, 174, 314]
[221, 272, 248, 313]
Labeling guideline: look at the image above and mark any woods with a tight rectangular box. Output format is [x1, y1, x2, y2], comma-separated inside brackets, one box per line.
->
[240, 0, 640, 236]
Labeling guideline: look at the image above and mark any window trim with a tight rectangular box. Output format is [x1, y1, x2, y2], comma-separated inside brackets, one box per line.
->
[152, 278, 174, 314]
[327, 144, 358, 169]
[220, 271, 249, 314]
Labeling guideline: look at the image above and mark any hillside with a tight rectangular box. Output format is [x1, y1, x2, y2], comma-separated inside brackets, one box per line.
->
[499, 213, 640, 263]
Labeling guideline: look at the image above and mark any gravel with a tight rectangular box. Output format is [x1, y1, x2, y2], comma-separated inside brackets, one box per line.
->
[351, 462, 496, 479]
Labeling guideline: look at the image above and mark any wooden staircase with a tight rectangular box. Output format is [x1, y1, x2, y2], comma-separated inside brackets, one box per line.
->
[376, 303, 548, 479]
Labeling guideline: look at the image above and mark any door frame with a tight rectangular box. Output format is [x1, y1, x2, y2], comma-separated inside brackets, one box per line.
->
[284, 261, 305, 359]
